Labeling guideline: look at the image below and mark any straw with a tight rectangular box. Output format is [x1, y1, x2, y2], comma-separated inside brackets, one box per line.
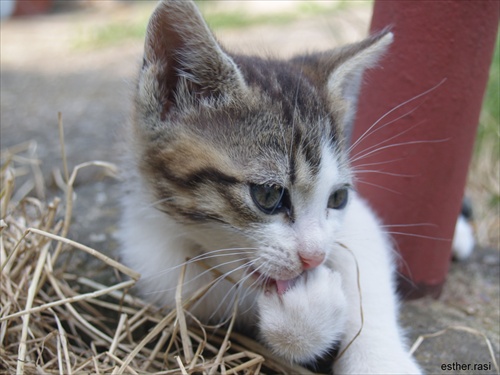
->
[2, 117, 497, 374]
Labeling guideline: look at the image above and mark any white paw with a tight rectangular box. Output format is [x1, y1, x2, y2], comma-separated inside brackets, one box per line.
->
[257, 266, 347, 364]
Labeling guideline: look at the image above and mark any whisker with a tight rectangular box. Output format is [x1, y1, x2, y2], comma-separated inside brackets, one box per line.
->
[347, 102, 425, 154]
[395, 259, 418, 297]
[244, 269, 268, 292]
[182, 256, 249, 283]
[140, 248, 256, 282]
[348, 100, 426, 156]
[349, 78, 447, 153]
[195, 259, 258, 320]
[355, 179, 402, 195]
[184, 248, 256, 265]
[351, 138, 450, 164]
[144, 196, 174, 211]
[233, 264, 268, 316]
[351, 157, 406, 169]
[350, 120, 426, 162]
[208, 260, 269, 322]
[209, 268, 260, 319]
[384, 231, 451, 242]
[380, 223, 439, 229]
[239, 263, 266, 292]
[144, 257, 252, 296]
[353, 169, 417, 178]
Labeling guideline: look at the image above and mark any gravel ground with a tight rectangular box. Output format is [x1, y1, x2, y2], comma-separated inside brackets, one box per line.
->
[1, 2, 498, 373]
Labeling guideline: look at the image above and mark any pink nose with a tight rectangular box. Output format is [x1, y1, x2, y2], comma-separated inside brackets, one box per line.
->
[299, 251, 325, 270]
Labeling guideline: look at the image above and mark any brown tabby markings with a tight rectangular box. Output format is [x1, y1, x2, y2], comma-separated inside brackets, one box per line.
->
[135, 52, 351, 227]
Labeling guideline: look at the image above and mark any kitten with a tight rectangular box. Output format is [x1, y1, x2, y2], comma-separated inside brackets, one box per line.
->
[119, 0, 421, 373]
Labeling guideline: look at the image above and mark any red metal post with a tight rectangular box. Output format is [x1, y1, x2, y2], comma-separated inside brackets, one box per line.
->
[13, 0, 52, 16]
[352, 1, 499, 298]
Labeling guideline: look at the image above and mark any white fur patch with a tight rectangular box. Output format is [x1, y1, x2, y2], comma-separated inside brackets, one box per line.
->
[452, 215, 475, 260]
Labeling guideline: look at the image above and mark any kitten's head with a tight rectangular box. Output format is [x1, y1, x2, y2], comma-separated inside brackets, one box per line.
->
[132, 0, 392, 284]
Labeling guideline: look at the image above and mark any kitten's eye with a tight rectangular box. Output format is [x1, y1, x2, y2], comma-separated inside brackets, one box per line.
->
[328, 188, 349, 210]
[250, 184, 285, 214]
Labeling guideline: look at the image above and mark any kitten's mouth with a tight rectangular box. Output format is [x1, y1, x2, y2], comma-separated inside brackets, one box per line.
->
[248, 267, 301, 295]
[271, 277, 300, 295]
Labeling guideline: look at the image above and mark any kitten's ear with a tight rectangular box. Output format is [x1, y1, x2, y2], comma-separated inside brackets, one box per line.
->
[141, 0, 246, 119]
[294, 31, 393, 138]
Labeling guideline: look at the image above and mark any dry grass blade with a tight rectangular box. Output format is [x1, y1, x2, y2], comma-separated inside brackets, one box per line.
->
[176, 356, 189, 375]
[115, 307, 178, 373]
[1, 168, 15, 218]
[52, 309, 72, 375]
[29, 227, 140, 281]
[334, 242, 364, 362]
[410, 325, 499, 374]
[109, 313, 127, 356]
[16, 241, 50, 375]
[0, 279, 135, 322]
[176, 264, 194, 364]
[52, 160, 118, 264]
[209, 292, 239, 375]
[57, 112, 69, 184]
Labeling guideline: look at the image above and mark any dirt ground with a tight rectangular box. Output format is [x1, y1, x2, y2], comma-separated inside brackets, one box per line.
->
[1, 2, 498, 374]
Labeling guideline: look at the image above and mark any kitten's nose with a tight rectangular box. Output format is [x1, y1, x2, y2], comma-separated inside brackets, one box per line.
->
[299, 251, 325, 270]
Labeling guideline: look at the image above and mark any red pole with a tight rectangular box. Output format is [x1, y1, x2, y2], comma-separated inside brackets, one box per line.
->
[13, 0, 52, 16]
[352, 1, 499, 298]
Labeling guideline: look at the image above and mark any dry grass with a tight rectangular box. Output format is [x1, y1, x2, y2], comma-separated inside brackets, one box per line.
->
[0, 134, 318, 374]
[1, 117, 497, 374]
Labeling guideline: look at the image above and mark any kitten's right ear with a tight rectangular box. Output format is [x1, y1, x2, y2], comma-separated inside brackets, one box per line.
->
[293, 31, 393, 140]
[140, 0, 247, 120]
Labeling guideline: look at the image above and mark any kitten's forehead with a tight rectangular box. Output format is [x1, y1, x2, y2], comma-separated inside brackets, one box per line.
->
[233, 55, 338, 135]
[199, 56, 345, 186]
[207, 110, 335, 190]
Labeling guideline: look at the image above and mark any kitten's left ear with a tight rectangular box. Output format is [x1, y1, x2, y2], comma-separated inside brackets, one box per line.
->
[140, 0, 247, 120]
[293, 31, 393, 137]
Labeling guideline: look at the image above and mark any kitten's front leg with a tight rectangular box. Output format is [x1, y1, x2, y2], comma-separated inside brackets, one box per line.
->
[329, 255, 421, 375]
[257, 265, 347, 364]
[330, 202, 422, 374]
[333, 312, 422, 375]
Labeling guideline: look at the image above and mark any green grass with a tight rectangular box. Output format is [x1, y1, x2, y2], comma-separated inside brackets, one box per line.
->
[74, 21, 148, 49]
[201, 10, 297, 30]
[469, 29, 499, 245]
[72, 2, 153, 50]
[73, 1, 352, 49]
[197, 1, 350, 30]
[476, 30, 500, 156]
